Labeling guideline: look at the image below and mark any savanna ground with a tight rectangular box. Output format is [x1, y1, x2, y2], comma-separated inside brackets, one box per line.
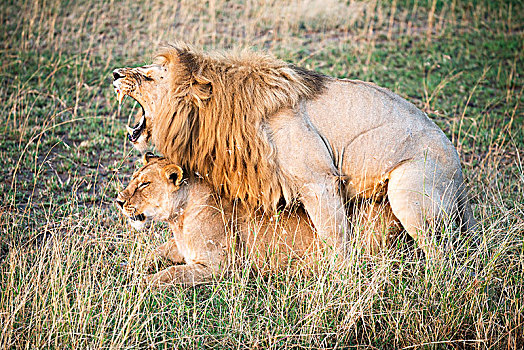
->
[1, 0, 523, 348]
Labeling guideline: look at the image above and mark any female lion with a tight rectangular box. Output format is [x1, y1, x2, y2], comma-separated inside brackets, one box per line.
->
[116, 153, 323, 286]
[116, 154, 401, 286]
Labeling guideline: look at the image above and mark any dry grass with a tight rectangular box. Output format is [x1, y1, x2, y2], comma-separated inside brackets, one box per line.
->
[1, 0, 523, 348]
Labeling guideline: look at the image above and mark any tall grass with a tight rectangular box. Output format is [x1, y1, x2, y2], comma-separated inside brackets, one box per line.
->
[1, 0, 523, 348]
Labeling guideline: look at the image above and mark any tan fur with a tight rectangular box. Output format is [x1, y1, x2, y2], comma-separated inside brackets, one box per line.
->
[154, 45, 329, 209]
[350, 200, 403, 254]
[112, 43, 476, 258]
[116, 44, 326, 210]
[116, 156, 322, 287]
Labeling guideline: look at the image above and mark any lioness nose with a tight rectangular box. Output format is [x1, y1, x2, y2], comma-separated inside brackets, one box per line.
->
[113, 69, 125, 81]
[115, 199, 125, 208]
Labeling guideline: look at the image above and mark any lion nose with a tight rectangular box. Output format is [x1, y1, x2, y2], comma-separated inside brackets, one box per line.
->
[113, 69, 125, 81]
[115, 199, 125, 208]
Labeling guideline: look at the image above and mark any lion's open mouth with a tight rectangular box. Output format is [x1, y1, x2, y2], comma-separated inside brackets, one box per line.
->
[128, 114, 146, 143]
[113, 77, 147, 143]
[130, 213, 146, 222]
[116, 91, 146, 143]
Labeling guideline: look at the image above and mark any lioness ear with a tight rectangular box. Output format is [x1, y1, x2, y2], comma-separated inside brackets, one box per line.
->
[162, 164, 183, 186]
[142, 152, 158, 165]
[189, 75, 212, 107]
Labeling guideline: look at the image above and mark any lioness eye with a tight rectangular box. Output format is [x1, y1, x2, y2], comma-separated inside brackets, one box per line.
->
[139, 182, 150, 189]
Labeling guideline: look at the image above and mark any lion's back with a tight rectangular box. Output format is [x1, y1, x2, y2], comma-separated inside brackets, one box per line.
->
[304, 79, 461, 196]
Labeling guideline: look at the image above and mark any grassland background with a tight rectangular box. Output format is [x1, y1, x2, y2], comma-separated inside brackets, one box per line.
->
[0, 0, 523, 348]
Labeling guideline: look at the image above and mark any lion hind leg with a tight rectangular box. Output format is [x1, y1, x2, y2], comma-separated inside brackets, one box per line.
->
[386, 159, 459, 260]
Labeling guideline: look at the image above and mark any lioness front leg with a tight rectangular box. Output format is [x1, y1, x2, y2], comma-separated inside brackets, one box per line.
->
[351, 200, 402, 255]
[144, 238, 185, 273]
[154, 238, 185, 263]
[143, 263, 216, 287]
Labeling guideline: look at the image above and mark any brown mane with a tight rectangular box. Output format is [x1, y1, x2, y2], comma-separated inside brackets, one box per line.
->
[151, 43, 328, 210]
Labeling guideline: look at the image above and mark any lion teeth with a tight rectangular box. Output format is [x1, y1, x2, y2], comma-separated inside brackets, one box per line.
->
[114, 88, 125, 105]
[117, 91, 125, 105]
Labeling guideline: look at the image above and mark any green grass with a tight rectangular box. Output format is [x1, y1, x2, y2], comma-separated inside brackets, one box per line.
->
[1, 0, 523, 348]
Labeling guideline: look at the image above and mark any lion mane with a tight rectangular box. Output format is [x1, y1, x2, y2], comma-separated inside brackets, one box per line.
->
[151, 44, 329, 210]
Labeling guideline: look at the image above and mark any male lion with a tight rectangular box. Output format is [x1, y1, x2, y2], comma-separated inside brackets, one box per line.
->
[112, 43, 476, 257]
[116, 153, 337, 286]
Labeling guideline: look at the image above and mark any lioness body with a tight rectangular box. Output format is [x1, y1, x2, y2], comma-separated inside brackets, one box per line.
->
[113, 44, 476, 257]
[117, 156, 327, 286]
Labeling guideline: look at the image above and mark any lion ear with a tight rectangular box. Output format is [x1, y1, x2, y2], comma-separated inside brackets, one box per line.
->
[189, 75, 212, 107]
[142, 152, 158, 165]
[162, 164, 183, 187]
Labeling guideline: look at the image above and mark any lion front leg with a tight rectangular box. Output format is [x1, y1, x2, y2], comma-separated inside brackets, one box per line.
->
[299, 179, 349, 254]
[268, 109, 349, 257]
[143, 263, 216, 287]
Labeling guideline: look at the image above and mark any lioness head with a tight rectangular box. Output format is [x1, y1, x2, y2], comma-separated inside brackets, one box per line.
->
[116, 153, 185, 230]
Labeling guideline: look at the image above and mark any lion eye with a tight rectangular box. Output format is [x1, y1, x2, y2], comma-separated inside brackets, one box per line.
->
[138, 182, 150, 189]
